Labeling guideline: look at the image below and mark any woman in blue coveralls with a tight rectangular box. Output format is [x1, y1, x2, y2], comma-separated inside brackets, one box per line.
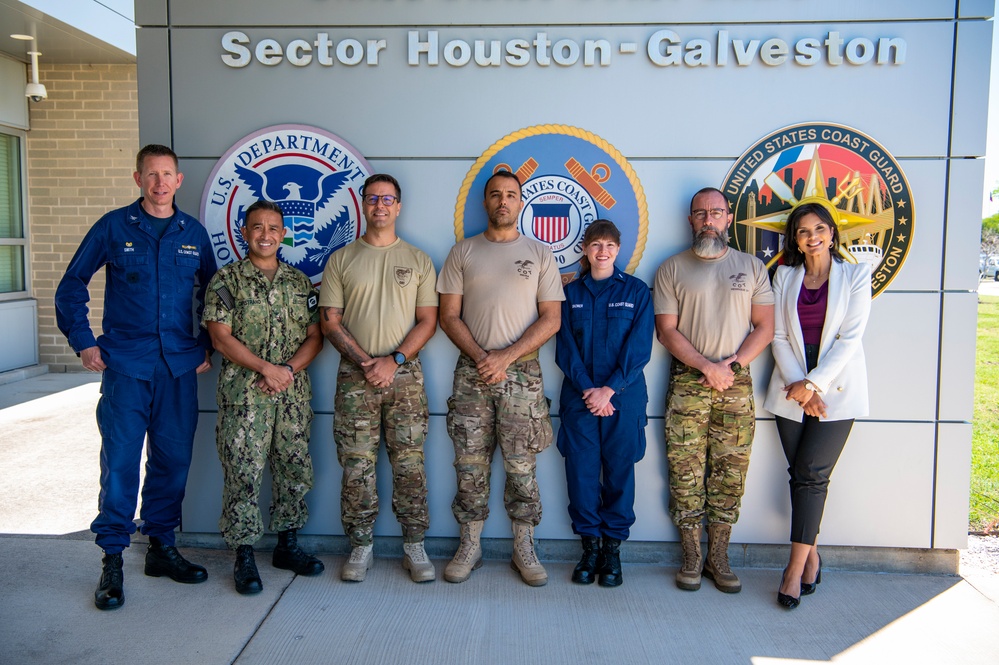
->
[555, 220, 654, 587]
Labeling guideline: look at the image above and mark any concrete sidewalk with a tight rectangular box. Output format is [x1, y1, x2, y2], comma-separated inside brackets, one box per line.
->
[1, 370, 998, 664]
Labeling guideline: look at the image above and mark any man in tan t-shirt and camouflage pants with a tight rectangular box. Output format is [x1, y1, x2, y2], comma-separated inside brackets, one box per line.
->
[654, 187, 774, 594]
[320, 174, 439, 583]
[437, 170, 565, 587]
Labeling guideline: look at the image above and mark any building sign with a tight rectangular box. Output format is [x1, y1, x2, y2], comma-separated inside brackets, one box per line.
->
[722, 122, 913, 298]
[454, 124, 648, 283]
[200, 124, 372, 286]
[220, 29, 906, 69]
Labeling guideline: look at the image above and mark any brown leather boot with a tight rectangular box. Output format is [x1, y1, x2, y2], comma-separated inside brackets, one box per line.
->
[675, 525, 702, 591]
[703, 523, 741, 593]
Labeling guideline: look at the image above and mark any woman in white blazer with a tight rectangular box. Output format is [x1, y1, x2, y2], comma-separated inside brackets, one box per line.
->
[764, 203, 871, 609]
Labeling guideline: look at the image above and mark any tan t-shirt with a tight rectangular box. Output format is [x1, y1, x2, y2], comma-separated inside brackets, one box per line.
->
[653, 247, 774, 362]
[437, 233, 565, 350]
[319, 237, 438, 357]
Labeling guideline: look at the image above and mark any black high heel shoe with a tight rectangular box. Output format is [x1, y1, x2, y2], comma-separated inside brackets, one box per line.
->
[801, 554, 822, 596]
[777, 570, 801, 609]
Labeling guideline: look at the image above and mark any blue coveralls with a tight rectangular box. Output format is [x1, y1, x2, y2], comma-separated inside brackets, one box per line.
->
[555, 268, 654, 540]
[55, 199, 216, 554]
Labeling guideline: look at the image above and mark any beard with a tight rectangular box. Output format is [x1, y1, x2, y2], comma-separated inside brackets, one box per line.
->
[691, 227, 729, 258]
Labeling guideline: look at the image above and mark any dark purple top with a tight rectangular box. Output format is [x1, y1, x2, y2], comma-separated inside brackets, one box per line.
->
[797, 280, 828, 346]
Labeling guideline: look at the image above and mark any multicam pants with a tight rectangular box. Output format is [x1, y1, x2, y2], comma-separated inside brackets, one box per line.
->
[333, 358, 429, 547]
[446, 354, 553, 527]
[216, 399, 314, 550]
[666, 362, 755, 528]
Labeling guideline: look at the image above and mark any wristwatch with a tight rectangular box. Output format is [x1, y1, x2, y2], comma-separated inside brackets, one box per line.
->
[803, 380, 818, 393]
[392, 351, 407, 366]
[280, 363, 294, 373]
[730, 362, 742, 373]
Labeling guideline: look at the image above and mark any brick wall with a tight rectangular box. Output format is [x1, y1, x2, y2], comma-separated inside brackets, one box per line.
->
[27, 63, 138, 371]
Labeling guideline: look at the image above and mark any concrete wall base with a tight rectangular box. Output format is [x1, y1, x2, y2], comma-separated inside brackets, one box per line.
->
[175, 532, 959, 575]
[0, 364, 48, 386]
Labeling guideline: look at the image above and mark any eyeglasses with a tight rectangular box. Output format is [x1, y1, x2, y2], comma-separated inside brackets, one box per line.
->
[691, 208, 728, 221]
[363, 194, 398, 206]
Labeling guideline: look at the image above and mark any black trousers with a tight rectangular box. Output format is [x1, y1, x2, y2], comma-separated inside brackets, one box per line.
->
[774, 344, 854, 545]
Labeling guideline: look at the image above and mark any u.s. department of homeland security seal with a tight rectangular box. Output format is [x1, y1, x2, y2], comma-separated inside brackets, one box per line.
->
[722, 122, 913, 299]
[455, 125, 648, 283]
[200, 124, 372, 286]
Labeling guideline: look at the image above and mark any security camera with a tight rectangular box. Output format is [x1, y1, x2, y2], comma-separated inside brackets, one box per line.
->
[25, 82, 46, 102]
[25, 51, 45, 102]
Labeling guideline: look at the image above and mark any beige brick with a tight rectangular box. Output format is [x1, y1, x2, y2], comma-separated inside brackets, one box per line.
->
[27, 63, 138, 366]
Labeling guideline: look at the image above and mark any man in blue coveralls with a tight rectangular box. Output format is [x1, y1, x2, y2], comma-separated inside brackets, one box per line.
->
[55, 144, 217, 611]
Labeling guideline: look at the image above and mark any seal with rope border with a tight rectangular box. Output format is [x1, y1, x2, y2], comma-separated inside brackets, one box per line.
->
[722, 122, 913, 299]
[454, 124, 649, 284]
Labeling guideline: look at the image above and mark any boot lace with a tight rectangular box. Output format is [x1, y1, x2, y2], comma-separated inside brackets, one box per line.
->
[681, 532, 700, 572]
[453, 525, 478, 564]
[516, 532, 540, 567]
[403, 542, 429, 564]
[348, 545, 372, 563]
[710, 528, 733, 574]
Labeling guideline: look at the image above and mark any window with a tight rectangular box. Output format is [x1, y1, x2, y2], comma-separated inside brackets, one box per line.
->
[0, 131, 27, 296]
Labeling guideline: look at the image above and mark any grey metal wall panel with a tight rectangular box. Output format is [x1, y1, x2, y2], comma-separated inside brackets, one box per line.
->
[134, 0, 167, 26]
[864, 292, 941, 421]
[938, 292, 978, 422]
[951, 20, 993, 157]
[0, 300, 38, 372]
[945, 158, 987, 290]
[165, 22, 953, 160]
[136, 28, 172, 147]
[807, 422, 935, 548]
[934, 422, 973, 549]
[958, 0, 997, 19]
[161, 0, 962, 27]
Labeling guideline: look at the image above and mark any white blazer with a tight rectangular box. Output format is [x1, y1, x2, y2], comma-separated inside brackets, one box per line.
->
[764, 260, 871, 421]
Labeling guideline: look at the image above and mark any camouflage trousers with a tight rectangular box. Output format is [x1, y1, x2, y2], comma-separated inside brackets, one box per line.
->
[216, 399, 315, 549]
[446, 354, 553, 527]
[666, 362, 755, 528]
[333, 358, 429, 547]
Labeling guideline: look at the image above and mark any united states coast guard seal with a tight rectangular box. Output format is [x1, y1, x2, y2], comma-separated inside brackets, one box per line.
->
[200, 124, 372, 286]
[455, 125, 648, 283]
[722, 122, 913, 298]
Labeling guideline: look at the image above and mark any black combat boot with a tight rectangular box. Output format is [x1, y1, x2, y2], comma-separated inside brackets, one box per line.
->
[94, 552, 125, 610]
[598, 537, 623, 587]
[234, 545, 263, 595]
[144, 536, 208, 583]
[571, 536, 600, 585]
[272, 529, 325, 576]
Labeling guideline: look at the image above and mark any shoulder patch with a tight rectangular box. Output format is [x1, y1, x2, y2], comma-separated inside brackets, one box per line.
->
[215, 285, 235, 311]
[308, 290, 318, 313]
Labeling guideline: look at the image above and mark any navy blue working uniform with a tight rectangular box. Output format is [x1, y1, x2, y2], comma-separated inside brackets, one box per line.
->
[55, 198, 216, 554]
[555, 268, 654, 541]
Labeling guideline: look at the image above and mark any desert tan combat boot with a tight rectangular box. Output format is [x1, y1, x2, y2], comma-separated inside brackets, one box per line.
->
[702, 523, 741, 593]
[511, 520, 547, 587]
[402, 541, 436, 583]
[444, 520, 483, 583]
[675, 525, 702, 591]
[341, 544, 374, 582]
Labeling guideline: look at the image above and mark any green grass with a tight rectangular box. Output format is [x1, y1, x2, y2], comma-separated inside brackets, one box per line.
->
[971, 295, 999, 533]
